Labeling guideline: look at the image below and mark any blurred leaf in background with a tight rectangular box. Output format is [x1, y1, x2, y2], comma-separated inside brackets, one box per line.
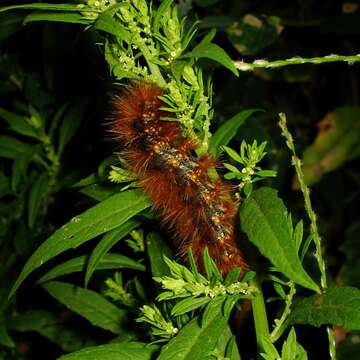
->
[295, 107, 360, 187]
[227, 14, 283, 56]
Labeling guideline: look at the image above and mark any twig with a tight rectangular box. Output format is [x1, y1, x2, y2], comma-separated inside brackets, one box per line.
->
[270, 281, 296, 343]
[235, 54, 360, 72]
[278, 112, 336, 360]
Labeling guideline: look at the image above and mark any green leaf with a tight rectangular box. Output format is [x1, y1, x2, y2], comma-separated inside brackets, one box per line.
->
[38, 253, 145, 283]
[80, 184, 122, 202]
[300, 234, 313, 262]
[153, 0, 173, 33]
[293, 220, 303, 254]
[224, 267, 241, 286]
[209, 109, 262, 157]
[273, 283, 286, 299]
[9, 189, 151, 298]
[0, 135, 31, 159]
[288, 286, 360, 330]
[212, 324, 241, 360]
[0, 171, 10, 197]
[13, 222, 31, 257]
[223, 294, 241, 319]
[222, 146, 243, 163]
[0, 107, 38, 139]
[198, 28, 217, 44]
[7, 310, 58, 331]
[225, 335, 241, 360]
[171, 297, 211, 316]
[0, 322, 14, 348]
[240, 187, 319, 292]
[94, 10, 131, 41]
[28, 173, 49, 228]
[11, 150, 35, 192]
[0, 12, 24, 41]
[58, 97, 89, 156]
[0, 4, 90, 12]
[339, 222, 360, 287]
[147, 232, 174, 278]
[227, 14, 281, 56]
[260, 337, 280, 360]
[203, 247, 222, 281]
[49, 103, 70, 138]
[189, 42, 238, 76]
[158, 301, 228, 360]
[42, 281, 127, 334]
[85, 219, 140, 287]
[281, 328, 307, 360]
[298, 107, 360, 187]
[59, 342, 158, 360]
[24, 11, 91, 25]
[7, 310, 93, 352]
[72, 173, 97, 188]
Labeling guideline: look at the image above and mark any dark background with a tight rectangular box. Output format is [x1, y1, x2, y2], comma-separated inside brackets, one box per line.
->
[0, 0, 359, 358]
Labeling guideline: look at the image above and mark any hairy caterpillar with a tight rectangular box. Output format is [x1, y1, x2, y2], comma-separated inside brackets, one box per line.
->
[110, 82, 248, 276]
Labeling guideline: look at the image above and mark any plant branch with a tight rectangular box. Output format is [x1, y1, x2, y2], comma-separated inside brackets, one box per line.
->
[235, 54, 360, 72]
[270, 281, 296, 342]
[278, 112, 336, 360]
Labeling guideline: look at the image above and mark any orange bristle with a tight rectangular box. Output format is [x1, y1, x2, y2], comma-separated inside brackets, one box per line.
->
[110, 81, 248, 276]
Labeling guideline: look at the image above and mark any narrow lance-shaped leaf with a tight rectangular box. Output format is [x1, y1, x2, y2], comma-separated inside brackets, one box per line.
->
[24, 12, 91, 25]
[7, 310, 89, 353]
[9, 189, 151, 298]
[171, 297, 211, 317]
[209, 109, 262, 157]
[57, 96, 89, 156]
[281, 327, 307, 360]
[0, 135, 32, 159]
[0, 107, 38, 139]
[42, 281, 127, 334]
[0, 12, 25, 42]
[240, 187, 320, 292]
[37, 253, 145, 284]
[85, 219, 140, 287]
[0, 3, 93, 12]
[147, 232, 174, 278]
[0, 322, 14, 348]
[189, 42, 238, 76]
[94, 9, 131, 41]
[212, 325, 241, 360]
[28, 173, 49, 228]
[158, 300, 228, 360]
[59, 342, 159, 360]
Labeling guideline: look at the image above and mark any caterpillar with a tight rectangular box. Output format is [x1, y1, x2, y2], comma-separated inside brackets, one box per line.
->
[110, 82, 248, 276]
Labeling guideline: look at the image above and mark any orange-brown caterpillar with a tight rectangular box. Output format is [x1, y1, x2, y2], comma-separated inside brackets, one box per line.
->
[110, 82, 247, 276]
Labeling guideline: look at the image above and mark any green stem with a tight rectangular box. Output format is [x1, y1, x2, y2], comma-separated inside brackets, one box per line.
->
[250, 278, 270, 354]
[270, 281, 296, 342]
[235, 54, 360, 72]
[278, 113, 336, 360]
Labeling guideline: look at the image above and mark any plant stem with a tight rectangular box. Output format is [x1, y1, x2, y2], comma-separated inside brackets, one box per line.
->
[235, 54, 360, 72]
[270, 281, 296, 342]
[250, 278, 270, 354]
[278, 112, 336, 360]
